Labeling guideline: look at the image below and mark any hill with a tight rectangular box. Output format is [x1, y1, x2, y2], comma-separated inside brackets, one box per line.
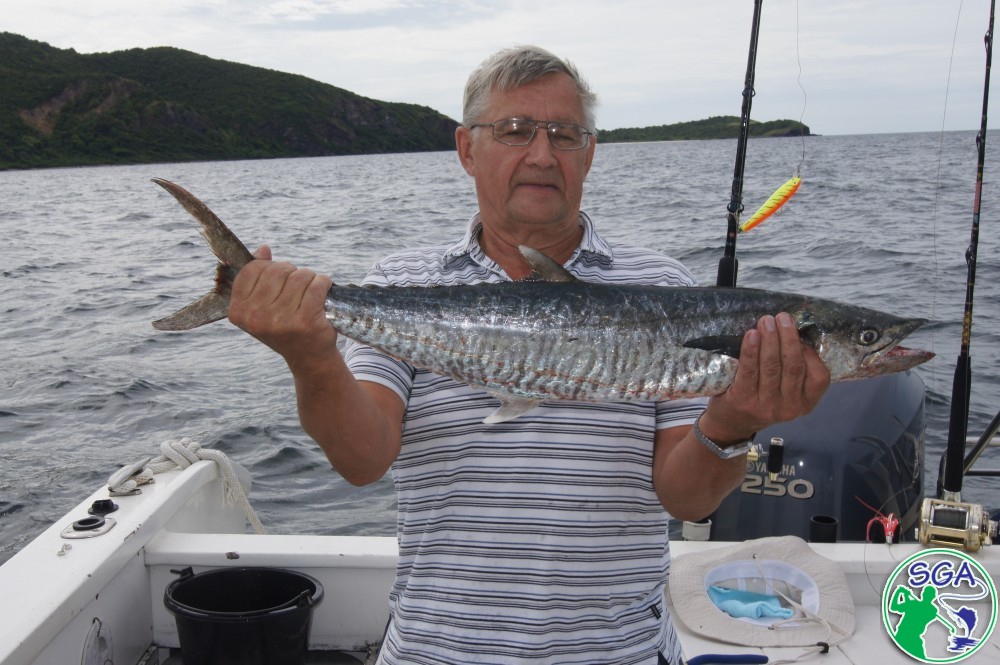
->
[598, 116, 810, 142]
[0, 33, 811, 170]
[0, 33, 459, 170]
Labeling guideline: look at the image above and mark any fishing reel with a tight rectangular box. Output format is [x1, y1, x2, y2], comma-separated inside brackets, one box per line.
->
[916, 497, 1000, 552]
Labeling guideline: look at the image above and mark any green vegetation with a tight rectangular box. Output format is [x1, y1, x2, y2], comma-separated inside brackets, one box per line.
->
[0, 33, 459, 170]
[0, 33, 811, 170]
[598, 116, 809, 143]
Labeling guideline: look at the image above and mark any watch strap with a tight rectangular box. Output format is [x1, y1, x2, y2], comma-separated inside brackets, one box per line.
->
[692, 416, 753, 459]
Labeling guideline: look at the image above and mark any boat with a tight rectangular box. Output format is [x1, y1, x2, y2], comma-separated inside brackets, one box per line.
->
[4, 4, 1000, 665]
[1, 438, 997, 665]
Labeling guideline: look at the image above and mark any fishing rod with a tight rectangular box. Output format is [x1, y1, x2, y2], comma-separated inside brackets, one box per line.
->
[941, 0, 994, 500]
[717, 0, 764, 288]
[919, 0, 1000, 553]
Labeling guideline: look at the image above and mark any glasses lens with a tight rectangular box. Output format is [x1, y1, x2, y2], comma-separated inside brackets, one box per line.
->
[492, 119, 535, 146]
[547, 123, 588, 150]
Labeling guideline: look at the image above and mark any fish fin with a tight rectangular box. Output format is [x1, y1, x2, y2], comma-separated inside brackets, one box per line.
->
[518, 246, 578, 283]
[483, 395, 544, 424]
[153, 292, 230, 330]
[797, 322, 821, 348]
[682, 335, 744, 358]
[151, 179, 255, 330]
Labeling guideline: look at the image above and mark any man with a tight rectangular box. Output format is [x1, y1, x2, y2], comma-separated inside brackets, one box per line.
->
[229, 46, 829, 664]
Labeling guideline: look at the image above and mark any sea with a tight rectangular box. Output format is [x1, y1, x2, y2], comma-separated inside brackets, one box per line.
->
[2, 132, 1000, 566]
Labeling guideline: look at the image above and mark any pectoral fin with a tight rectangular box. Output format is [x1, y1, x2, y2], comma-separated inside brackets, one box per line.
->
[682, 335, 745, 359]
[483, 394, 544, 424]
[518, 246, 577, 283]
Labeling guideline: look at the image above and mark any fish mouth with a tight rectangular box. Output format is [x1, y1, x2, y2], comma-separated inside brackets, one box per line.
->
[853, 344, 934, 379]
[859, 318, 933, 374]
[874, 345, 936, 371]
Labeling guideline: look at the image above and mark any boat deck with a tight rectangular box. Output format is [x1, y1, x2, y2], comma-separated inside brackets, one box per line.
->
[7, 461, 1000, 665]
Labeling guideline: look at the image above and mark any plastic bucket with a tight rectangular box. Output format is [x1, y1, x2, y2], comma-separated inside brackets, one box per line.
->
[164, 566, 324, 665]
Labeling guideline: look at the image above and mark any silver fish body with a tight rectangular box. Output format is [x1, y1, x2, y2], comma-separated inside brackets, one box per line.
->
[328, 279, 927, 400]
[151, 178, 933, 423]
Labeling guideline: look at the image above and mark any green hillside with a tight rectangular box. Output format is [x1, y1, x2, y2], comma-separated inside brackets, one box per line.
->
[599, 116, 810, 142]
[0, 33, 459, 170]
[0, 33, 811, 170]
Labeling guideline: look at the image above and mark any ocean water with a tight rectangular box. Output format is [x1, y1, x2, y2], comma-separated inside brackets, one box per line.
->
[2, 132, 999, 565]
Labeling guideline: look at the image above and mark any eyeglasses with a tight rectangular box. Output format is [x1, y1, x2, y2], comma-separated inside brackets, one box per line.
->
[469, 118, 593, 151]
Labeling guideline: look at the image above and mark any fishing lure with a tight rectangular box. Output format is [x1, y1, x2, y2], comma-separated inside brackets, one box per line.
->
[740, 174, 801, 232]
[857, 496, 899, 543]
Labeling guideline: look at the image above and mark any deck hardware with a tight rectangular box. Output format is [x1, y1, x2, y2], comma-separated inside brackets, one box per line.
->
[88, 499, 118, 515]
[61, 517, 116, 539]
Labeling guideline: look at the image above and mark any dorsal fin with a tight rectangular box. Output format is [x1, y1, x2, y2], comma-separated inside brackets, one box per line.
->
[518, 246, 577, 283]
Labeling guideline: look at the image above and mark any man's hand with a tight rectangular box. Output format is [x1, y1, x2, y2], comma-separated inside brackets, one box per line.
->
[227, 245, 338, 370]
[700, 312, 831, 444]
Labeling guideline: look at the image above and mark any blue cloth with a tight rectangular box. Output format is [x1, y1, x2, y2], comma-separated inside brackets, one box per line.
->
[707, 585, 794, 619]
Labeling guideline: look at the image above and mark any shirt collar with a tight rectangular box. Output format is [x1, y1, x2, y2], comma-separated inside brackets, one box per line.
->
[443, 211, 614, 270]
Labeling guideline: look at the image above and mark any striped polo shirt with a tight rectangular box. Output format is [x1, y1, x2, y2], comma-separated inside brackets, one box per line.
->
[345, 213, 706, 664]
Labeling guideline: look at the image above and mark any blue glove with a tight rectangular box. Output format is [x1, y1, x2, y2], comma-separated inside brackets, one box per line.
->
[707, 585, 794, 620]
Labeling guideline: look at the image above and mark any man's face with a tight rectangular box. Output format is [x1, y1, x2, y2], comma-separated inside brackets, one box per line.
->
[456, 73, 596, 234]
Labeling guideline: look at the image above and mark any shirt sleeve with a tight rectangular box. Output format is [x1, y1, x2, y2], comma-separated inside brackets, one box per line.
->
[655, 396, 707, 430]
[342, 340, 413, 406]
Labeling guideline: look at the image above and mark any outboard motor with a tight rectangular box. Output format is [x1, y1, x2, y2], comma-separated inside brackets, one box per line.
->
[709, 371, 926, 542]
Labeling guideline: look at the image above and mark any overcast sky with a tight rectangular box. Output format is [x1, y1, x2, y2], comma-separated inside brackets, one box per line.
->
[6, 0, 998, 136]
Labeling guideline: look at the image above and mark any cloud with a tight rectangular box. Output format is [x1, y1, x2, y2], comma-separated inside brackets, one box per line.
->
[4, 0, 997, 135]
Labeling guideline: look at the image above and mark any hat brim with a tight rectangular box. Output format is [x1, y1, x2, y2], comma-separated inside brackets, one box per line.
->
[669, 536, 856, 647]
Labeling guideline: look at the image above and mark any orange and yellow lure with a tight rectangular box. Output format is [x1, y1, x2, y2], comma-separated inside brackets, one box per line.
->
[739, 174, 801, 232]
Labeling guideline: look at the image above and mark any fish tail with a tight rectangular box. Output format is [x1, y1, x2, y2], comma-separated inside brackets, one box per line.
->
[151, 178, 255, 331]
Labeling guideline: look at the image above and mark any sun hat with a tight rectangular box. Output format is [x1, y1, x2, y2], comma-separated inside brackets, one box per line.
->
[669, 536, 855, 648]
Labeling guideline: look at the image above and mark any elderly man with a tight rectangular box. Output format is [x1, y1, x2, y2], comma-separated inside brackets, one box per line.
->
[229, 46, 829, 665]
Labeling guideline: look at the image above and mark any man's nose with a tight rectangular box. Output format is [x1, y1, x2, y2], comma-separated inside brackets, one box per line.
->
[523, 127, 559, 164]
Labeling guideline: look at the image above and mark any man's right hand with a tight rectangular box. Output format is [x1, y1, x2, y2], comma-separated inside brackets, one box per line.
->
[227, 245, 338, 370]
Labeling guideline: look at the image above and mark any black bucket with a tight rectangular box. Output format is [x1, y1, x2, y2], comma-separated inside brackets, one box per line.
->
[164, 566, 324, 665]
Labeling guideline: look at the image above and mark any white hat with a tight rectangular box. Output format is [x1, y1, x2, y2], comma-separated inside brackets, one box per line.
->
[669, 536, 855, 647]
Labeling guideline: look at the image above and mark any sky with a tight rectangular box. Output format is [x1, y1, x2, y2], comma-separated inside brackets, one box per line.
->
[5, 0, 999, 136]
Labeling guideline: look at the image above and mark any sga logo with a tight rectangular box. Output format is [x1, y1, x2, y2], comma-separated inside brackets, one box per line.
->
[882, 549, 997, 662]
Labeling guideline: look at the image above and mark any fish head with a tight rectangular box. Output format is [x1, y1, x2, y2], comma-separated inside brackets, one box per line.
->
[796, 304, 934, 381]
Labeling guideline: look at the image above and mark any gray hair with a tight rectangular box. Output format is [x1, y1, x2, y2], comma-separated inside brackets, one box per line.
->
[462, 45, 598, 131]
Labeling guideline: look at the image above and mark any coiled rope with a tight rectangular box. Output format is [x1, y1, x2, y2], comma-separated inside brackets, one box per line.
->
[107, 438, 265, 534]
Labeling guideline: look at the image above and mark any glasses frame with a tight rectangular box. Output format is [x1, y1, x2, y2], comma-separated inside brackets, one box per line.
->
[469, 117, 594, 151]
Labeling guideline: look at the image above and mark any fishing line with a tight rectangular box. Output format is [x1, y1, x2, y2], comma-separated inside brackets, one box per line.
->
[859, 3, 970, 597]
[928, 0, 966, 400]
[859, 489, 910, 603]
[737, 2, 808, 234]
[795, 0, 807, 174]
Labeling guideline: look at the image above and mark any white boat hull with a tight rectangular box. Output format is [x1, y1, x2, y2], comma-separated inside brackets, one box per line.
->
[2, 458, 999, 664]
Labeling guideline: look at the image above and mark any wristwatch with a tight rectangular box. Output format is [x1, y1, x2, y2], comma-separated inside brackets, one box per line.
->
[692, 416, 753, 459]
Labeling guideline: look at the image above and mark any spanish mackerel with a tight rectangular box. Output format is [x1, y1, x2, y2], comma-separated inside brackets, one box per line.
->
[151, 178, 933, 423]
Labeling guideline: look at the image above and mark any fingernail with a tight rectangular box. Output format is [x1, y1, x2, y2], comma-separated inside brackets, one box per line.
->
[746, 329, 760, 346]
[762, 315, 776, 332]
[777, 312, 794, 328]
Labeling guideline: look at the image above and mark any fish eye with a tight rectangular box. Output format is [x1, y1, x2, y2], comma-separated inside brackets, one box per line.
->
[857, 327, 881, 346]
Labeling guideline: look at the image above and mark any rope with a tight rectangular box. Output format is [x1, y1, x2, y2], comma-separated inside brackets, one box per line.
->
[108, 438, 266, 534]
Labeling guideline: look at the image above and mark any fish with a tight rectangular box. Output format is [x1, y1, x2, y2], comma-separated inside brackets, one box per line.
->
[151, 178, 934, 424]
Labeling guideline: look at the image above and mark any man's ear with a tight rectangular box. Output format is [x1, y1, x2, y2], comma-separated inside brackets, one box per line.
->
[455, 125, 475, 176]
